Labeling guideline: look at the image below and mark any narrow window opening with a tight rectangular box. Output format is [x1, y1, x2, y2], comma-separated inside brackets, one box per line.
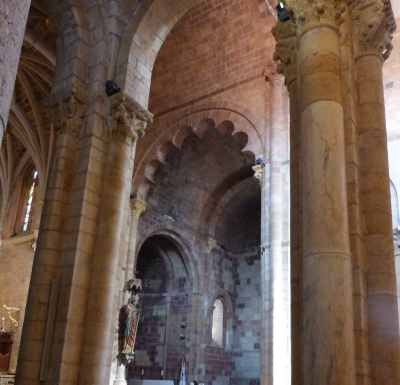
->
[211, 298, 224, 347]
[22, 170, 38, 232]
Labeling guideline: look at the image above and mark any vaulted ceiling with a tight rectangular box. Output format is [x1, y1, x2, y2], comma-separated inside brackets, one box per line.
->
[0, 0, 56, 216]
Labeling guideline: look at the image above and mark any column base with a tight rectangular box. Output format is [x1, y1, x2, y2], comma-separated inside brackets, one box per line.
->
[111, 361, 128, 385]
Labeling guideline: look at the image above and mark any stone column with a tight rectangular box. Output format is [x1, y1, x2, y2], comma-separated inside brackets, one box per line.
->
[298, 6, 356, 384]
[15, 95, 84, 385]
[352, 2, 400, 384]
[258, 72, 290, 385]
[79, 95, 151, 385]
[395, 230, 400, 335]
[110, 197, 146, 385]
[272, 18, 300, 385]
[275, 1, 357, 384]
[0, 0, 31, 141]
[124, 198, 146, 293]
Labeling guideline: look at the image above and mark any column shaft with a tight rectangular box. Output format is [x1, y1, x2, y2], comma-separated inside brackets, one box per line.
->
[78, 96, 151, 385]
[125, 199, 146, 291]
[287, 78, 301, 385]
[0, 0, 31, 140]
[16, 107, 81, 385]
[78, 131, 136, 385]
[110, 198, 146, 385]
[356, 52, 400, 385]
[299, 24, 356, 385]
[262, 75, 291, 385]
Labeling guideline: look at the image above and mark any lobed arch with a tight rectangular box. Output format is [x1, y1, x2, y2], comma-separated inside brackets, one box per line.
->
[133, 108, 264, 199]
[134, 119, 256, 200]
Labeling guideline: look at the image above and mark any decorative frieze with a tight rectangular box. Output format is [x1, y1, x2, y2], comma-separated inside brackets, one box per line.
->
[350, 0, 395, 60]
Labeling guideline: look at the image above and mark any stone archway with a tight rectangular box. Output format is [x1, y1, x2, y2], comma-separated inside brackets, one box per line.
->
[116, 0, 204, 107]
[132, 235, 194, 380]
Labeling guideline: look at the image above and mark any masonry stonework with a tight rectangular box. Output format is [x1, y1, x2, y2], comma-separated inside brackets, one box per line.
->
[0, 0, 31, 140]
[1, 1, 400, 385]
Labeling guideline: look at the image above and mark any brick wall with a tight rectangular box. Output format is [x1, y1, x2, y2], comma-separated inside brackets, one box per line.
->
[149, 0, 274, 117]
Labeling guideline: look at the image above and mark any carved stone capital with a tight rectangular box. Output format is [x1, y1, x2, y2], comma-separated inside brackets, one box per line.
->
[111, 94, 153, 142]
[287, 0, 346, 33]
[51, 95, 85, 138]
[130, 197, 147, 218]
[272, 20, 298, 85]
[252, 163, 265, 183]
[350, 0, 395, 60]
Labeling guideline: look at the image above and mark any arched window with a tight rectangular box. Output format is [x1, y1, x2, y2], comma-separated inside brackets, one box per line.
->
[22, 170, 38, 232]
[211, 298, 224, 347]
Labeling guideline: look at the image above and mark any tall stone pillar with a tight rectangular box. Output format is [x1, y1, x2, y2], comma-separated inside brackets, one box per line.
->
[79, 95, 151, 385]
[16, 95, 84, 385]
[124, 198, 146, 289]
[274, 1, 356, 384]
[0, 0, 31, 141]
[110, 197, 146, 385]
[395, 230, 400, 338]
[273, 18, 300, 385]
[298, 5, 356, 384]
[352, 2, 400, 384]
[259, 73, 290, 385]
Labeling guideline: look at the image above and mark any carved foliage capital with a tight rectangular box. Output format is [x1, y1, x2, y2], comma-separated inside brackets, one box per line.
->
[288, 0, 346, 31]
[272, 20, 298, 84]
[130, 197, 147, 218]
[350, 0, 395, 60]
[111, 95, 153, 142]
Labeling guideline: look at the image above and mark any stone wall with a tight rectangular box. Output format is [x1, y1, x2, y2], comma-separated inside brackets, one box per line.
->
[0, 235, 34, 373]
[133, 112, 262, 385]
[231, 253, 261, 385]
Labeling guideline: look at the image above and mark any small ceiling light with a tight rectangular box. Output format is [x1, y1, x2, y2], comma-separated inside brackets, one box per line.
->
[276, 1, 291, 22]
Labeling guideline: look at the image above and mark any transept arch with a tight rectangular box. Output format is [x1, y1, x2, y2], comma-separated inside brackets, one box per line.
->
[116, 0, 204, 107]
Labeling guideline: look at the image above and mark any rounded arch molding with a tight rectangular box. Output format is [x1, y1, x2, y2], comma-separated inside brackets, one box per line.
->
[116, 0, 271, 108]
[133, 106, 264, 199]
[135, 228, 200, 295]
[116, 0, 204, 107]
